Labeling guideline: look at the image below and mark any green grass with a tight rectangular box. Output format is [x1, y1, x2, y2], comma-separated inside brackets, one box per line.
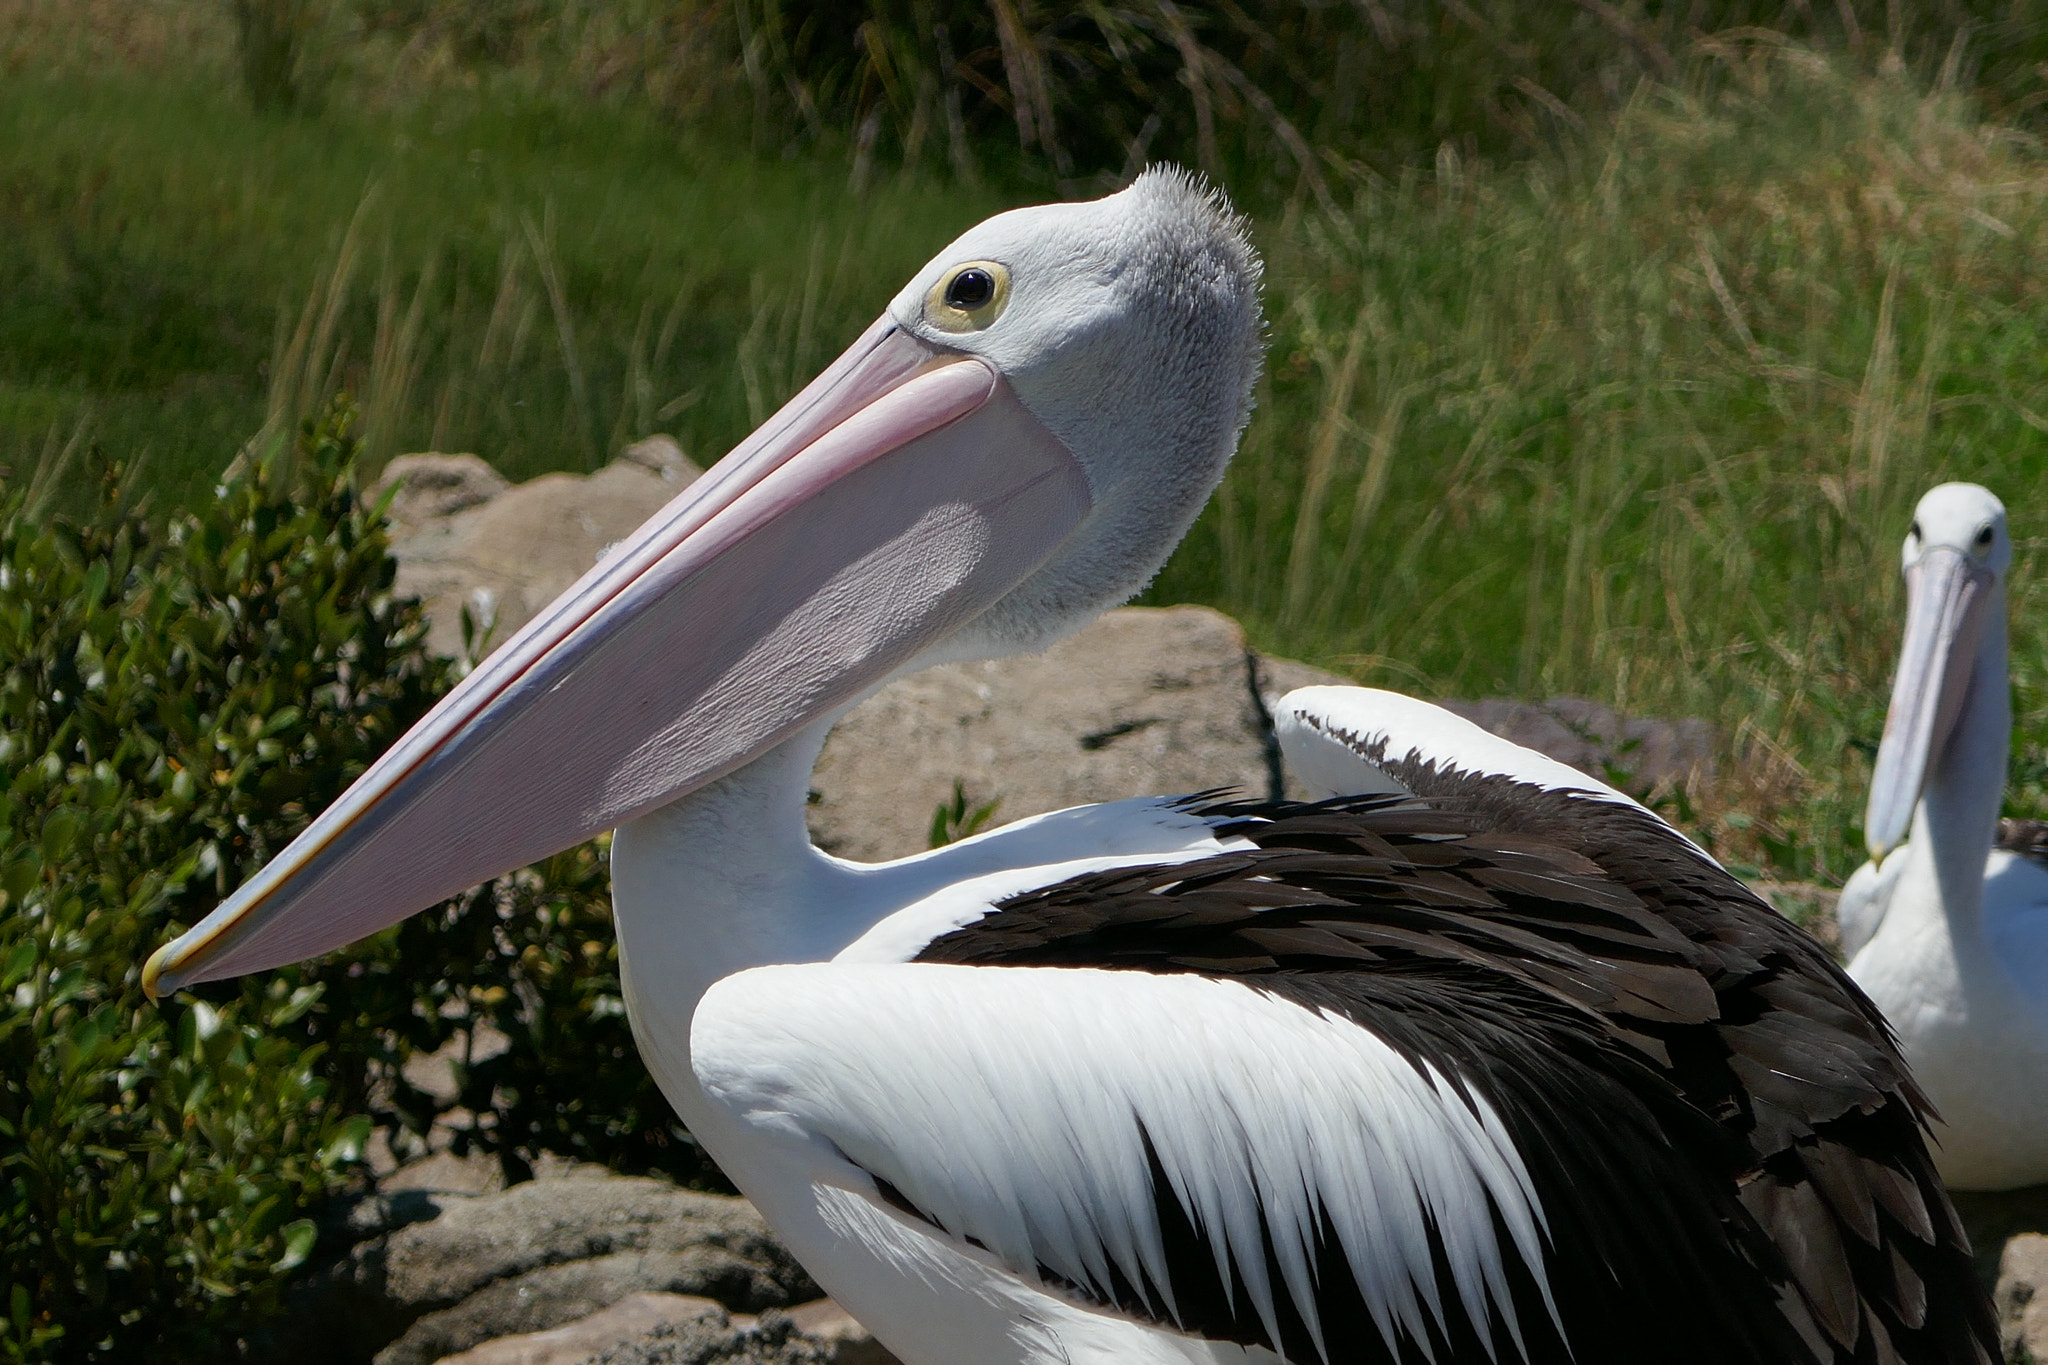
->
[1153, 42, 2048, 881]
[0, 53, 1007, 506]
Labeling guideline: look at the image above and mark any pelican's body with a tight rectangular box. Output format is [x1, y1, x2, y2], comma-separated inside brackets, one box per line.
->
[611, 724, 1250, 1365]
[145, 173, 1995, 1363]
[1843, 484, 2048, 1190]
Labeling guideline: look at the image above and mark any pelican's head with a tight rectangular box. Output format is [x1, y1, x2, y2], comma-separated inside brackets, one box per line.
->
[145, 167, 1262, 995]
[1864, 482, 2010, 860]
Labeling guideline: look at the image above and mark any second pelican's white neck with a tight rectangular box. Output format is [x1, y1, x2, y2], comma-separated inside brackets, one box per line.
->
[1902, 592, 2009, 946]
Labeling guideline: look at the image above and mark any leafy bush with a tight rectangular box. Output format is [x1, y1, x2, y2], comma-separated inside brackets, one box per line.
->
[0, 409, 439, 1361]
[0, 403, 718, 1363]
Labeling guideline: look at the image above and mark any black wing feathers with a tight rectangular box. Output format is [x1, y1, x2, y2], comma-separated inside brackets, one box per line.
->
[917, 762, 1994, 1365]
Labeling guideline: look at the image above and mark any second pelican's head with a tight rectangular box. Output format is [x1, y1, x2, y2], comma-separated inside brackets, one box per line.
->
[145, 168, 1263, 995]
[1864, 482, 2010, 860]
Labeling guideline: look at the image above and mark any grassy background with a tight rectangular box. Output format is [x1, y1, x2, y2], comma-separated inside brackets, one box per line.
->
[1163, 42, 2048, 886]
[7, 2, 2048, 891]
[0, 43, 1006, 502]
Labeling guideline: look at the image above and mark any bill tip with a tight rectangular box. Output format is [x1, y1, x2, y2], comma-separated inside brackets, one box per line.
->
[142, 942, 175, 1003]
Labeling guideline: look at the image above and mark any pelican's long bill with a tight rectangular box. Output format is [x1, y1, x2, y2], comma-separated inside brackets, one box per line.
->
[145, 319, 1091, 996]
[1865, 543, 1995, 860]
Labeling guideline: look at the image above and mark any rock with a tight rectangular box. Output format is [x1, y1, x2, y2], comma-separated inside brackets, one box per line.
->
[808, 606, 1275, 862]
[1258, 662, 1715, 799]
[590, 1308, 830, 1365]
[377, 454, 512, 534]
[432, 1296, 898, 1365]
[1953, 1184, 2048, 1303]
[266, 1175, 816, 1365]
[368, 1178, 797, 1313]
[431, 1293, 728, 1365]
[1256, 654, 1350, 701]
[368, 1177, 815, 1365]
[618, 434, 694, 480]
[782, 1300, 898, 1365]
[2002, 1232, 2048, 1362]
[1432, 696, 1713, 795]
[400, 1022, 513, 1109]
[383, 1255, 753, 1365]
[384, 448, 701, 659]
[379, 1149, 508, 1197]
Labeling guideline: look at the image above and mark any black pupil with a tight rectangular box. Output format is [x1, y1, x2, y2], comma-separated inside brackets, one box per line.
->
[1909, 522, 1921, 540]
[1978, 525, 1994, 546]
[946, 269, 994, 309]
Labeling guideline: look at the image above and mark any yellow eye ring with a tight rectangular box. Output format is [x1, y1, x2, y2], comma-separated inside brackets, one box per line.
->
[925, 261, 1011, 333]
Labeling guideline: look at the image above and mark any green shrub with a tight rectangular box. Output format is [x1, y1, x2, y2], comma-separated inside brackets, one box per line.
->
[0, 407, 440, 1361]
[0, 402, 719, 1363]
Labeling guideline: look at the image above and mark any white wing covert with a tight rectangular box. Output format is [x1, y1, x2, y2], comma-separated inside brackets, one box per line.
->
[692, 960, 1557, 1361]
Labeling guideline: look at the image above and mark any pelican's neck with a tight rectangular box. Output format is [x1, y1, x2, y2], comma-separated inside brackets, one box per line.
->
[603, 683, 1239, 1111]
[610, 716, 864, 1002]
[1907, 595, 2009, 940]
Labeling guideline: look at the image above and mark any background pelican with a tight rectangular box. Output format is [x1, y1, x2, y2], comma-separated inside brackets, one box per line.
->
[145, 171, 1991, 1364]
[1842, 482, 2048, 1191]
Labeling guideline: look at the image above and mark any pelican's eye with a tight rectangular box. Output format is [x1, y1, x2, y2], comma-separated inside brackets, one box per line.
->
[926, 261, 1010, 333]
[947, 270, 995, 308]
[1976, 524, 1996, 549]
[1908, 521, 1921, 544]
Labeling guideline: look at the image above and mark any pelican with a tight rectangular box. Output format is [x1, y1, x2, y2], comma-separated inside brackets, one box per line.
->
[146, 171, 1991, 1364]
[1842, 483, 2048, 1191]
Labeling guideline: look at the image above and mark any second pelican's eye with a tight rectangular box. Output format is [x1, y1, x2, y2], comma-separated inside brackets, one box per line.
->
[925, 260, 1010, 333]
[1908, 521, 1921, 543]
[1977, 524, 1995, 548]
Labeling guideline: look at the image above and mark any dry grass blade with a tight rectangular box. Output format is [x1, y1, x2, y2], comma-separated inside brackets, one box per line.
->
[1283, 309, 1368, 623]
[523, 207, 598, 467]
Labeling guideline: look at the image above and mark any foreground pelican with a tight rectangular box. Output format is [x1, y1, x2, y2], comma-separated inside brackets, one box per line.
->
[147, 171, 1991, 1364]
[1842, 483, 2048, 1191]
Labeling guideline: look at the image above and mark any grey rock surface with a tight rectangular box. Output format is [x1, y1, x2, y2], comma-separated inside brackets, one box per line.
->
[432, 1293, 728, 1365]
[780, 1300, 897, 1365]
[424, 1293, 898, 1365]
[1259, 659, 1714, 797]
[385, 1254, 756, 1365]
[380, 444, 700, 659]
[807, 605, 1276, 862]
[268, 1175, 816, 1365]
[588, 1309, 830, 1365]
[1435, 695, 1714, 795]
[1953, 1184, 2048, 1332]
[370, 1177, 813, 1365]
[2001, 1232, 2048, 1363]
[446, 1297, 900, 1365]
[376, 454, 511, 533]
